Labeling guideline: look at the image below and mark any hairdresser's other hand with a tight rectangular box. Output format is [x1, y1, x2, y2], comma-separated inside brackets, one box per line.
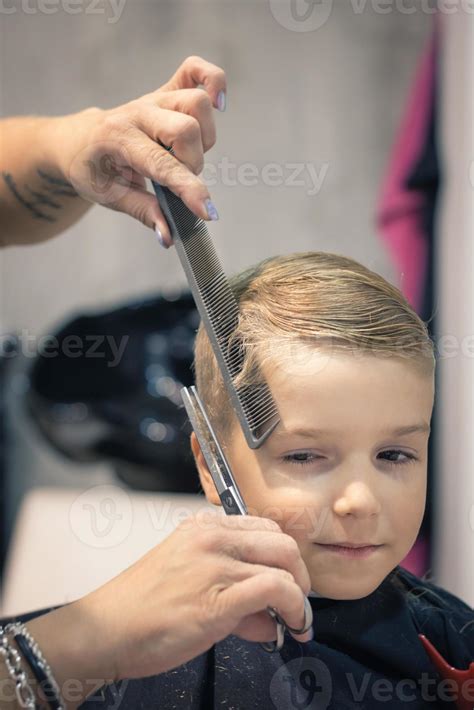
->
[55, 55, 224, 245]
[26, 510, 312, 693]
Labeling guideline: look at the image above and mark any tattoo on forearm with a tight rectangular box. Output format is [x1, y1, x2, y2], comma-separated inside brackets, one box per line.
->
[37, 169, 78, 197]
[2, 172, 52, 221]
[25, 187, 61, 210]
[2, 169, 78, 223]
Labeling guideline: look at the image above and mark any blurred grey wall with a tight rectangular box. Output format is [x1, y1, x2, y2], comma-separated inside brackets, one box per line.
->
[1, 0, 429, 334]
[0, 0, 429, 535]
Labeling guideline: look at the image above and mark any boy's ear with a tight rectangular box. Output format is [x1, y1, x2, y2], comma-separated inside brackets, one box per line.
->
[190, 431, 221, 507]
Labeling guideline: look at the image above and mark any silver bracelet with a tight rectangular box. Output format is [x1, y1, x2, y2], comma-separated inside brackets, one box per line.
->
[0, 624, 37, 709]
[4, 622, 64, 710]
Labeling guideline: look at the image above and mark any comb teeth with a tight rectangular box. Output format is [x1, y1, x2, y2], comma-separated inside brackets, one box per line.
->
[152, 181, 279, 448]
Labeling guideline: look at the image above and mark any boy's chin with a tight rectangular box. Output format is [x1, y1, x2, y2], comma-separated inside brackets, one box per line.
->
[310, 570, 389, 601]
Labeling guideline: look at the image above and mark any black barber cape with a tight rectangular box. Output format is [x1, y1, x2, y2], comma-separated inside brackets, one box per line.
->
[77, 566, 473, 709]
[3, 566, 472, 709]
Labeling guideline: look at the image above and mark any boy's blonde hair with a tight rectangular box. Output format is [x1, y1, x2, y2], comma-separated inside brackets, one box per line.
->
[193, 252, 436, 443]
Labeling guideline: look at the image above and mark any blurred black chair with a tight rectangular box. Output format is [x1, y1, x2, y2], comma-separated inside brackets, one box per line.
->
[25, 291, 201, 493]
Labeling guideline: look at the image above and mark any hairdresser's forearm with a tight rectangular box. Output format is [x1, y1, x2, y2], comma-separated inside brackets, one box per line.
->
[0, 115, 94, 246]
[0, 599, 115, 709]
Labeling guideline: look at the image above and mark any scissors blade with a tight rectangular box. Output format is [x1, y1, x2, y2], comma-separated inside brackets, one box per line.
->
[181, 386, 247, 515]
[180, 385, 286, 651]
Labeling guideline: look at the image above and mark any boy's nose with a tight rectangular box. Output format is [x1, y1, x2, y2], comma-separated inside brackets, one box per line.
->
[332, 480, 382, 518]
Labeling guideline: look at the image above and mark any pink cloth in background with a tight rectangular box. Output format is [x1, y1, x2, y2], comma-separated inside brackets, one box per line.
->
[376, 23, 439, 577]
[402, 535, 429, 578]
[376, 25, 438, 313]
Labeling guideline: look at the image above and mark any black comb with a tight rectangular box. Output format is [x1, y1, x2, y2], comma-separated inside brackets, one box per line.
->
[151, 178, 279, 449]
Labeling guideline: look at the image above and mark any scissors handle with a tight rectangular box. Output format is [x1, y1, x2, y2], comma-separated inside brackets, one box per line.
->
[261, 598, 314, 652]
[260, 607, 286, 652]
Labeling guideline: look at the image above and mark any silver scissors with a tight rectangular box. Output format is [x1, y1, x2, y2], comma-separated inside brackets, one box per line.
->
[181, 385, 313, 652]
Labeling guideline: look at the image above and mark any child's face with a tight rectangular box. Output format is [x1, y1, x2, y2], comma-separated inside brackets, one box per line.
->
[192, 348, 434, 599]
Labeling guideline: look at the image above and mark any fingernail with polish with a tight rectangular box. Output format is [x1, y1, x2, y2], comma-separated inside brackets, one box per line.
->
[217, 90, 226, 112]
[155, 224, 168, 249]
[205, 199, 219, 221]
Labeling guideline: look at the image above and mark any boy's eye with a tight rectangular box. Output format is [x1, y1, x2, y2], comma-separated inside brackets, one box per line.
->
[282, 450, 418, 467]
[378, 450, 418, 466]
[282, 452, 322, 466]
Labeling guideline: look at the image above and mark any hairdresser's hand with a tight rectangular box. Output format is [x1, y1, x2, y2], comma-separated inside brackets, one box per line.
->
[57, 55, 224, 245]
[24, 510, 311, 698]
[20, 511, 312, 707]
[80, 510, 312, 683]
[0, 55, 224, 247]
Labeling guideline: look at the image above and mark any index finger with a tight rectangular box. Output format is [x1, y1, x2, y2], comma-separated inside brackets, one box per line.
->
[224, 531, 312, 597]
[158, 55, 226, 111]
[195, 510, 283, 533]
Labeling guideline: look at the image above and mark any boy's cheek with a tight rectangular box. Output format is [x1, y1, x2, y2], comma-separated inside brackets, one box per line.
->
[277, 507, 329, 549]
[237, 483, 328, 543]
[282, 500, 329, 538]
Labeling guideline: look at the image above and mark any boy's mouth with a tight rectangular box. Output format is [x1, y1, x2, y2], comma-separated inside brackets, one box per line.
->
[319, 541, 381, 548]
[314, 542, 384, 558]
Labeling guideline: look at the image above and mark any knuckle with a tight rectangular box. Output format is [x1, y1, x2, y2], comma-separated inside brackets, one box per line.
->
[195, 508, 219, 525]
[191, 88, 212, 112]
[168, 174, 186, 199]
[280, 535, 300, 559]
[171, 170, 201, 198]
[214, 557, 235, 581]
[136, 92, 155, 107]
[132, 206, 146, 225]
[149, 147, 171, 175]
[176, 513, 204, 537]
[127, 200, 151, 228]
[279, 568, 296, 585]
[200, 585, 231, 633]
[194, 515, 232, 549]
[153, 146, 169, 166]
[262, 517, 282, 533]
[223, 536, 246, 562]
[176, 514, 193, 532]
[265, 569, 294, 593]
[177, 115, 201, 143]
[101, 111, 126, 135]
[197, 588, 217, 624]
[218, 538, 240, 560]
[183, 54, 202, 68]
[121, 98, 141, 120]
[194, 527, 217, 551]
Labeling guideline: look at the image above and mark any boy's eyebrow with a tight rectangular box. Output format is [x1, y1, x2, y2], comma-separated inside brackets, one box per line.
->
[385, 423, 431, 436]
[272, 422, 431, 439]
